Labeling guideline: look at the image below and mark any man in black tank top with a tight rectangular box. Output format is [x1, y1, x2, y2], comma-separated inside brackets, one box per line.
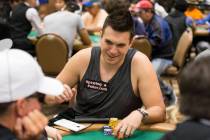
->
[46, 10, 166, 139]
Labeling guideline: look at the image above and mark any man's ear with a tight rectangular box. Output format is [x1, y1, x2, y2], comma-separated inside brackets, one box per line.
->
[15, 99, 27, 117]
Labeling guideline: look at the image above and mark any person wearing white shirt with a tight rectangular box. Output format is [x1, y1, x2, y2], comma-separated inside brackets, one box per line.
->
[43, 0, 91, 57]
[154, 2, 168, 18]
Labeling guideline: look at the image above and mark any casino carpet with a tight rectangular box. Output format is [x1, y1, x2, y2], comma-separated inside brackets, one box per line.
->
[63, 130, 165, 140]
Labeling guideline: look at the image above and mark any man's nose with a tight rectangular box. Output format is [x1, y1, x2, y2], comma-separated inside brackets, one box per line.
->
[109, 45, 118, 54]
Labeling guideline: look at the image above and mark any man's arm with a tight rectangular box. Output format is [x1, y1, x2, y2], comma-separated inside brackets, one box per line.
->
[57, 48, 91, 85]
[79, 28, 91, 46]
[134, 52, 165, 123]
[26, 8, 44, 35]
[45, 48, 92, 105]
[113, 52, 165, 139]
[77, 15, 91, 46]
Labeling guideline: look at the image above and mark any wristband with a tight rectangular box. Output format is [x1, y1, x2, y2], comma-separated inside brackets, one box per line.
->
[137, 108, 149, 119]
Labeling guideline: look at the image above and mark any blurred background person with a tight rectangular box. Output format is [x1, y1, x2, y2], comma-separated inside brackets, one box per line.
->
[165, 0, 190, 50]
[161, 55, 210, 140]
[43, 0, 91, 57]
[9, 0, 43, 56]
[82, 0, 108, 34]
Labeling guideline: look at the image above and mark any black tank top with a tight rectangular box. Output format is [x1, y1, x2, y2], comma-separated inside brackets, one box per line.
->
[73, 47, 142, 119]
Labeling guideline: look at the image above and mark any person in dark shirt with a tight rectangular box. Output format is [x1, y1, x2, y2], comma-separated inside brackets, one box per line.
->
[9, 0, 43, 56]
[45, 10, 165, 139]
[161, 55, 210, 140]
[165, 0, 190, 50]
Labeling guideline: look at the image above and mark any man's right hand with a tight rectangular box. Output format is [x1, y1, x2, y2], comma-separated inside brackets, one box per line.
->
[14, 110, 48, 140]
[45, 84, 76, 105]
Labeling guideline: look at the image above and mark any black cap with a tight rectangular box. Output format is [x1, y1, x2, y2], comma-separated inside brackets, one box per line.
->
[174, 0, 188, 12]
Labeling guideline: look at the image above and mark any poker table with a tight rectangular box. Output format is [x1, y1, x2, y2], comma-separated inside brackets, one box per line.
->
[194, 27, 210, 36]
[59, 123, 175, 140]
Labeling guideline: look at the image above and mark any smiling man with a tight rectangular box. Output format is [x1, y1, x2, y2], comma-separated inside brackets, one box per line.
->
[45, 10, 165, 139]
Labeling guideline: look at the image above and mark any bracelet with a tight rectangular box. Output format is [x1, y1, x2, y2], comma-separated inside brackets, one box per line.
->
[137, 108, 149, 119]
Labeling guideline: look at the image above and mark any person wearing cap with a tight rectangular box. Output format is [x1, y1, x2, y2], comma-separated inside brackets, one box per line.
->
[82, 0, 108, 34]
[0, 33, 64, 139]
[9, 0, 43, 56]
[161, 55, 210, 140]
[134, 0, 174, 76]
[43, 0, 91, 57]
[45, 10, 165, 139]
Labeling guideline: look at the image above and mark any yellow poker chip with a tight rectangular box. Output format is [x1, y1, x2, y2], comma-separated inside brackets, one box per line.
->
[108, 118, 118, 129]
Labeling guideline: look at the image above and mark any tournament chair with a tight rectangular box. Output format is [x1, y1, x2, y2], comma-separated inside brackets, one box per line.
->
[36, 33, 69, 76]
[165, 27, 193, 76]
[131, 35, 152, 59]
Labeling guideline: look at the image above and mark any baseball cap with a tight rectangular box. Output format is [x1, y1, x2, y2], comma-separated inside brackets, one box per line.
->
[134, 0, 153, 11]
[0, 48, 64, 103]
[174, 0, 188, 12]
[36, 0, 48, 5]
[83, 1, 93, 7]
[83, 0, 100, 7]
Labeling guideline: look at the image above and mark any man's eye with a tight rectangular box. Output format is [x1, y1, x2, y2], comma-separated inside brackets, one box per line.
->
[117, 44, 125, 48]
[105, 40, 113, 45]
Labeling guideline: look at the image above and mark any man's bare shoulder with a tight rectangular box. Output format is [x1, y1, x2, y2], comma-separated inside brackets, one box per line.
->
[132, 51, 151, 67]
[131, 51, 154, 76]
[70, 48, 92, 63]
[57, 48, 93, 84]
[63, 48, 92, 73]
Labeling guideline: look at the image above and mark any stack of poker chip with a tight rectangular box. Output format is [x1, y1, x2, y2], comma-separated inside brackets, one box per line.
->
[103, 126, 112, 136]
[108, 118, 118, 129]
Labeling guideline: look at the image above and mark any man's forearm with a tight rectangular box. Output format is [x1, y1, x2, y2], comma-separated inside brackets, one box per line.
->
[142, 106, 166, 124]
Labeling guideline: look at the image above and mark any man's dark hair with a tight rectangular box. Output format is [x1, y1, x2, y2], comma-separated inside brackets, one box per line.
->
[64, 0, 80, 12]
[174, 0, 188, 12]
[104, 0, 130, 14]
[179, 56, 210, 119]
[102, 10, 134, 41]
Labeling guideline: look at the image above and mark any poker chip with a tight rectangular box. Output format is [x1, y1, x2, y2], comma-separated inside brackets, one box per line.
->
[108, 118, 118, 129]
[103, 125, 111, 129]
[103, 125, 113, 136]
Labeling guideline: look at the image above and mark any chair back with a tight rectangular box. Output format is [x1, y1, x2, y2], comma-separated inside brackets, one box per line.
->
[131, 36, 152, 59]
[173, 28, 193, 68]
[36, 33, 69, 76]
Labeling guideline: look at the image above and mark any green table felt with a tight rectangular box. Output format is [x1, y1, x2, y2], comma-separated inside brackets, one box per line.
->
[28, 31, 38, 38]
[63, 130, 165, 140]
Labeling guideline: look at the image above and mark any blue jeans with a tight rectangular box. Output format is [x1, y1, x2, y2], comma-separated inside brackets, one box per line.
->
[152, 58, 172, 76]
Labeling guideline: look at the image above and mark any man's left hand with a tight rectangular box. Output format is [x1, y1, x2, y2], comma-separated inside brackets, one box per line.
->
[113, 110, 143, 139]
